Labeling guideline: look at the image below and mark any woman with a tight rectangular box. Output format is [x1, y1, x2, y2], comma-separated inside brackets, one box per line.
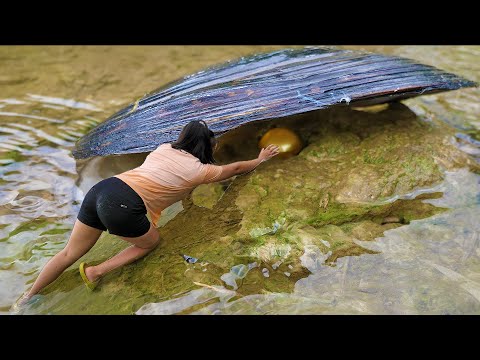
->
[19, 120, 279, 304]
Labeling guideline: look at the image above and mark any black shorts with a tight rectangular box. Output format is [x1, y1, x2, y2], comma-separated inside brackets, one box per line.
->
[77, 177, 151, 237]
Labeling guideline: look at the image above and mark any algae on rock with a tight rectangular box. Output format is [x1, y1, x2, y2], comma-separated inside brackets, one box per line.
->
[28, 103, 479, 314]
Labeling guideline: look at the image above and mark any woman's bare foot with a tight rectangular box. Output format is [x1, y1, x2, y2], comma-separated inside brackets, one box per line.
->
[84, 265, 101, 283]
[11, 293, 34, 313]
[17, 293, 31, 305]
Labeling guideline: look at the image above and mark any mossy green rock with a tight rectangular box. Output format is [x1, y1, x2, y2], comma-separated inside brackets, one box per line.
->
[27, 103, 479, 314]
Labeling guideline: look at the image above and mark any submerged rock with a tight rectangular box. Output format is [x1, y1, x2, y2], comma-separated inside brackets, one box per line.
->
[26, 103, 480, 314]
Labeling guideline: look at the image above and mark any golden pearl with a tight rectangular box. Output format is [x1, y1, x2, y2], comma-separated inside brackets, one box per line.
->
[258, 128, 303, 158]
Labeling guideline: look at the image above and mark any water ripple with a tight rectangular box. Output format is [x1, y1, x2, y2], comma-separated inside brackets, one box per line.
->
[0, 111, 64, 124]
[26, 94, 102, 112]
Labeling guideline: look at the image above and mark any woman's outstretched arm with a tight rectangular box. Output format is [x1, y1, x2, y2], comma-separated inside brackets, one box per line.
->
[208, 144, 280, 183]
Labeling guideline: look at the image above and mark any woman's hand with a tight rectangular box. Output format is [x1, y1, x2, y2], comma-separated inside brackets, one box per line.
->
[213, 144, 280, 182]
[258, 144, 280, 162]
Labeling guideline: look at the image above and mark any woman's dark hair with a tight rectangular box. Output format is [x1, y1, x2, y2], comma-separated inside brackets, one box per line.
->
[171, 120, 217, 164]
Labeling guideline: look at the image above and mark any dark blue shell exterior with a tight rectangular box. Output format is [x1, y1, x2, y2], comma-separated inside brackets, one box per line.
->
[72, 47, 477, 159]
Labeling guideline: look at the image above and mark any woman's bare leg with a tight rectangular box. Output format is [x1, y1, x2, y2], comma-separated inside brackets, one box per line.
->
[84, 223, 160, 282]
[25, 220, 103, 298]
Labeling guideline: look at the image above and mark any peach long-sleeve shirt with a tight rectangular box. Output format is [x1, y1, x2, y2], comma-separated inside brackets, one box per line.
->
[115, 143, 223, 226]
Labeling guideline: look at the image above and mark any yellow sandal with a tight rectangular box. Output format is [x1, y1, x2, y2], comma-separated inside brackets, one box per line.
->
[79, 262, 98, 291]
